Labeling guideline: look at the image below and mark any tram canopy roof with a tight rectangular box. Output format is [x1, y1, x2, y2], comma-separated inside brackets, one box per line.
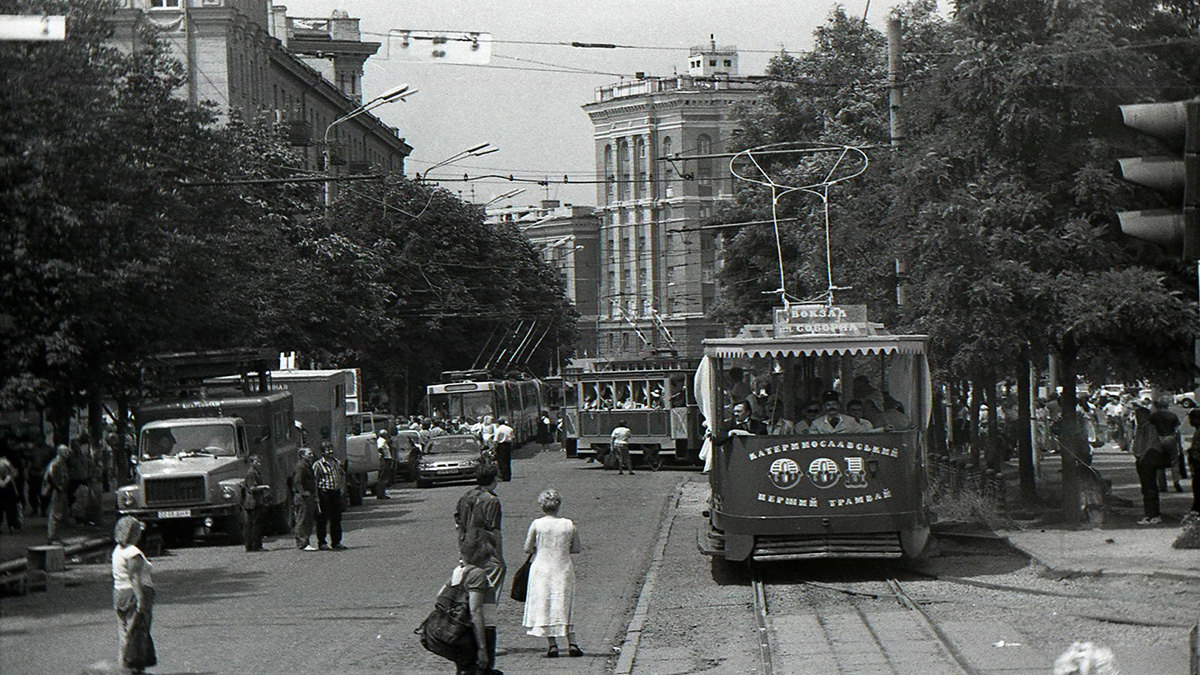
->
[703, 324, 928, 359]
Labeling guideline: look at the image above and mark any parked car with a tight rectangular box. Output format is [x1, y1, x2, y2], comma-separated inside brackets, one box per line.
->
[1174, 389, 1200, 408]
[393, 428, 422, 481]
[413, 434, 484, 488]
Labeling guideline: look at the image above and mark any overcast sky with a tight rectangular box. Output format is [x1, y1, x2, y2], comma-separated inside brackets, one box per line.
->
[279, 0, 905, 207]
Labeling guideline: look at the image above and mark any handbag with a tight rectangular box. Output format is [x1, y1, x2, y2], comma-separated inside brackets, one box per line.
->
[415, 572, 476, 665]
[510, 553, 533, 602]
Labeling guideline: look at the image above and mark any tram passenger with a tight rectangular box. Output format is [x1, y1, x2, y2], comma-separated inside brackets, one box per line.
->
[794, 401, 822, 434]
[766, 400, 795, 435]
[809, 392, 873, 434]
[724, 401, 768, 435]
[877, 395, 912, 430]
[846, 399, 882, 432]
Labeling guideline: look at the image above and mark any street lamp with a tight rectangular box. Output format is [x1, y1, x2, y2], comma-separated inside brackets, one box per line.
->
[418, 143, 498, 181]
[324, 83, 417, 214]
[483, 188, 525, 208]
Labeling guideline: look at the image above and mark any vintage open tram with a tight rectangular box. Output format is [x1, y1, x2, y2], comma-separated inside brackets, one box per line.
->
[561, 357, 703, 468]
[697, 305, 932, 562]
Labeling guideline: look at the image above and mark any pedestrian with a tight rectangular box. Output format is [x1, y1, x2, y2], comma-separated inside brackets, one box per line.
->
[433, 527, 496, 675]
[1149, 397, 1183, 492]
[1131, 404, 1167, 525]
[112, 516, 156, 673]
[44, 444, 71, 544]
[522, 489, 583, 658]
[536, 411, 553, 453]
[241, 455, 267, 552]
[0, 454, 22, 532]
[454, 464, 505, 674]
[293, 447, 318, 550]
[313, 442, 347, 550]
[492, 418, 514, 482]
[24, 433, 52, 517]
[1186, 409, 1200, 514]
[610, 420, 633, 475]
[374, 429, 393, 500]
[67, 433, 92, 514]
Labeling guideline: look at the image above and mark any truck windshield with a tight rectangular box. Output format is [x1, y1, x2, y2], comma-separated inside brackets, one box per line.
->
[141, 424, 237, 458]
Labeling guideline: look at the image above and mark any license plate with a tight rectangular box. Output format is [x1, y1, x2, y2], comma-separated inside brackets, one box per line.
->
[157, 509, 192, 519]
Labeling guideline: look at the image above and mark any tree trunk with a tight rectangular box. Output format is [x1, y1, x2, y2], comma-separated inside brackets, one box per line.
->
[969, 378, 984, 469]
[1017, 345, 1037, 503]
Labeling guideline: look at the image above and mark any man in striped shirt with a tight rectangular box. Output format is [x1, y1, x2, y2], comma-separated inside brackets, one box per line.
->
[313, 442, 347, 550]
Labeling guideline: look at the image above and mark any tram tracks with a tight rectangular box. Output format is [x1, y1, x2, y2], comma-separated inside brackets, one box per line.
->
[749, 562, 977, 675]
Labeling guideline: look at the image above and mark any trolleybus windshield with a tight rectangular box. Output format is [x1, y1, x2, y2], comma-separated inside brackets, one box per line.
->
[427, 391, 496, 420]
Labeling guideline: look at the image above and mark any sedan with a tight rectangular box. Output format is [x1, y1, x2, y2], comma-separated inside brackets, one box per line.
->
[414, 434, 485, 488]
[393, 429, 423, 481]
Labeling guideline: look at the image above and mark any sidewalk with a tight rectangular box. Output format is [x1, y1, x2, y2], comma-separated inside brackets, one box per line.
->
[0, 491, 116, 576]
[997, 444, 1200, 581]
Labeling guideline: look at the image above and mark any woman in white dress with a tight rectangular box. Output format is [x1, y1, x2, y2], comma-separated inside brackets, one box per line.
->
[522, 489, 583, 658]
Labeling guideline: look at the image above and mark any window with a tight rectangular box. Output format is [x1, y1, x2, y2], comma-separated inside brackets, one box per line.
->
[724, 60, 732, 67]
[696, 134, 712, 155]
[150, 0, 181, 7]
[709, 60, 716, 67]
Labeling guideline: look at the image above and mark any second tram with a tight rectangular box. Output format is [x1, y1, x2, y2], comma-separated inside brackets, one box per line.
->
[698, 305, 932, 562]
[425, 370, 544, 444]
[561, 357, 703, 467]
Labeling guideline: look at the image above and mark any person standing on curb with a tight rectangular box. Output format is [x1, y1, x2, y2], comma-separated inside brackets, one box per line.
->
[1132, 404, 1166, 525]
[293, 447, 318, 551]
[313, 442, 347, 550]
[492, 418, 515, 482]
[1187, 410, 1200, 514]
[610, 421, 633, 475]
[44, 444, 70, 544]
[455, 464, 505, 674]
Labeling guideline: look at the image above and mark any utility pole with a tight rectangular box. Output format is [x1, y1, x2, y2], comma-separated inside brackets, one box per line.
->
[887, 19, 904, 149]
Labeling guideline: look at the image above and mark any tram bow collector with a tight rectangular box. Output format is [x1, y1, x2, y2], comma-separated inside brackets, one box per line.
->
[698, 305, 932, 562]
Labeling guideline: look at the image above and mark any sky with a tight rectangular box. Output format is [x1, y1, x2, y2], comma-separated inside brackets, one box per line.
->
[279, 0, 908, 207]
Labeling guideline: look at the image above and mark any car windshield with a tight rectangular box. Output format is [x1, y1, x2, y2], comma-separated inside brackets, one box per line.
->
[424, 437, 481, 455]
[141, 424, 237, 458]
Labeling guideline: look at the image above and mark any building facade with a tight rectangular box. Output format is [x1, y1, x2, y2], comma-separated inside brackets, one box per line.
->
[582, 41, 762, 360]
[489, 201, 601, 358]
[108, 0, 411, 188]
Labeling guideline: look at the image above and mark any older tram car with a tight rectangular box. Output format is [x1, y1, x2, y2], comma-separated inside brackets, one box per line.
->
[698, 306, 932, 561]
[562, 358, 702, 467]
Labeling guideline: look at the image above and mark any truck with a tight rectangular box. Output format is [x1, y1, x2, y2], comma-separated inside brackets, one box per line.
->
[117, 350, 300, 544]
[267, 369, 380, 506]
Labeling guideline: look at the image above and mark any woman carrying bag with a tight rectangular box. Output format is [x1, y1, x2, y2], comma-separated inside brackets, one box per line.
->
[521, 489, 583, 658]
[112, 516, 156, 673]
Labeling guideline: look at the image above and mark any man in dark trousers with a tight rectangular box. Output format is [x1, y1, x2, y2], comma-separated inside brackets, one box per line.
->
[313, 442, 347, 550]
[44, 444, 71, 544]
[241, 455, 268, 551]
[293, 447, 318, 550]
[455, 464, 505, 675]
[491, 418, 515, 481]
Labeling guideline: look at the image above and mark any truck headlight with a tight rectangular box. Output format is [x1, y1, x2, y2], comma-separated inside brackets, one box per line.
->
[117, 488, 138, 509]
[220, 482, 241, 501]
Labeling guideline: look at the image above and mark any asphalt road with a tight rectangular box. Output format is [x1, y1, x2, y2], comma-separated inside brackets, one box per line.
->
[1, 449, 686, 674]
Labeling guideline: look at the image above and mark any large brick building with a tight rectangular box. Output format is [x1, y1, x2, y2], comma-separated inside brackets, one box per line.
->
[582, 40, 762, 359]
[109, 1, 411, 186]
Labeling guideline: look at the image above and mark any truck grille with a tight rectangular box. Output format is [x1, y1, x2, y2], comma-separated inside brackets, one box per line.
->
[144, 476, 206, 507]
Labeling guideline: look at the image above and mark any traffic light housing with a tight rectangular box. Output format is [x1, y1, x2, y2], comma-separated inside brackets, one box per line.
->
[1116, 99, 1200, 258]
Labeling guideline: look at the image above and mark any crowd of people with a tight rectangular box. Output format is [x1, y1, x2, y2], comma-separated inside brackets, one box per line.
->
[0, 425, 125, 544]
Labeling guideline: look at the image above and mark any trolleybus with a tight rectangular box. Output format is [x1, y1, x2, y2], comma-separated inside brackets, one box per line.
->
[697, 304, 932, 561]
[561, 357, 703, 468]
[425, 370, 544, 444]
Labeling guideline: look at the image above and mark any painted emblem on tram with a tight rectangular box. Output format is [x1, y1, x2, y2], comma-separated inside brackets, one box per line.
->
[807, 457, 841, 489]
[843, 456, 868, 488]
[768, 457, 802, 490]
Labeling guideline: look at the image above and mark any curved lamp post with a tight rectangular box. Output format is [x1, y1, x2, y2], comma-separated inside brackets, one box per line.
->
[324, 83, 417, 215]
[418, 143, 498, 182]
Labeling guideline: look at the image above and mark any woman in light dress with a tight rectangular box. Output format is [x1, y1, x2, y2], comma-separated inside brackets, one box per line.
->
[522, 489, 583, 658]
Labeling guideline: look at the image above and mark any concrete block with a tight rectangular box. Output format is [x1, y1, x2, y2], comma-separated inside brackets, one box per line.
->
[27, 545, 65, 572]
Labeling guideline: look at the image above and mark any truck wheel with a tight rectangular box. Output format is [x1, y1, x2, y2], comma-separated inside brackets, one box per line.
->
[226, 513, 244, 545]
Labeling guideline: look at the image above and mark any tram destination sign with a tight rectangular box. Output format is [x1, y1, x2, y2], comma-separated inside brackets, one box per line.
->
[773, 304, 869, 337]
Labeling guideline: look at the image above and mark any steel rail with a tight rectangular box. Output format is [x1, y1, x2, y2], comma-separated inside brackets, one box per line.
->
[748, 562, 776, 675]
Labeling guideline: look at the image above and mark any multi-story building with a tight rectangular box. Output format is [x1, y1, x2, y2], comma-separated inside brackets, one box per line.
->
[108, 1, 411, 190]
[489, 201, 601, 357]
[582, 40, 762, 359]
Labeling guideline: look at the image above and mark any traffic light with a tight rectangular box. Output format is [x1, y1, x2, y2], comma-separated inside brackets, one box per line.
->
[1116, 99, 1200, 258]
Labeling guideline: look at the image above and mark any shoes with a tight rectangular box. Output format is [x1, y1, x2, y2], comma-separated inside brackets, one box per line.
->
[303, 544, 319, 551]
[568, 644, 584, 657]
[546, 645, 559, 658]
[617, 471, 623, 475]
[331, 544, 348, 550]
[629, 471, 635, 475]
[318, 543, 331, 550]
[377, 494, 391, 500]
[1137, 516, 1162, 525]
